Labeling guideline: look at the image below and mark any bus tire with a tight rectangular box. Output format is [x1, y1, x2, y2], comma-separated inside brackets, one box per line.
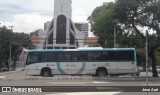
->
[96, 68, 108, 77]
[41, 68, 52, 77]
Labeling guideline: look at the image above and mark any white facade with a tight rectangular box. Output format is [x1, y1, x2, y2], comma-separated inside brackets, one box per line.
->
[54, 0, 72, 18]
[38, 0, 87, 49]
[38, 30, 47, 49]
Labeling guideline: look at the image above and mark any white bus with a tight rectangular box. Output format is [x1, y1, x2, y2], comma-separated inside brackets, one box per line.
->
[25, 47, 138, 77]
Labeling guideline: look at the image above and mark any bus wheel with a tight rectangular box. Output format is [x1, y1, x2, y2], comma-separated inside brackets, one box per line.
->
[41, 69, 51, 77]
[96, 68, 107, 77]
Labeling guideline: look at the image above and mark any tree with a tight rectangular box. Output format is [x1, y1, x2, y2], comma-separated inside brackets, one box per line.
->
[0, 26, 13, 68]
[88, 3, 115, 47]
[89, 0, 160, 77]
[11, 32, 35, 68]
[114, 0, 160, 77]
[0, 26, 34, 69]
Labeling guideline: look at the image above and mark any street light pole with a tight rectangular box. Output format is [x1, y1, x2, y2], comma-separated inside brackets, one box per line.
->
[114, 25, 116, 48]
[9, 43, 12, 71]
[9, 26, 13, 71]
[146, 30, 149, 95]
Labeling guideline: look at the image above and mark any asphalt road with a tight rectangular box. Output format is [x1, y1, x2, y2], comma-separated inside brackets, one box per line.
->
[0, 71, 160, 95]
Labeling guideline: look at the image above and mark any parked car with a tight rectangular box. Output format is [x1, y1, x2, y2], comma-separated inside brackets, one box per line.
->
[136, 66, 140, 76]
[138, 66, 143, 72]
[157, 66, 160, 73]
[148, 66, 160, 73]
[148, 67, 152, 71]
[1, 67, 8, 72]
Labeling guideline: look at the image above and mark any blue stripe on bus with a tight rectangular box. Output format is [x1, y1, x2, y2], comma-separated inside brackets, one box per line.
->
[28, 49, 64, 52]
[27, 48, 135, 52]
[75, 62, 86, 74]
[56, 62, 66, 74]
[56, 62, 86, 74]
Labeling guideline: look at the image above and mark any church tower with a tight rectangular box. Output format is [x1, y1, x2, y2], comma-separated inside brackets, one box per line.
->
[54, 0, 72, 18]
[41, 0, 86, 49]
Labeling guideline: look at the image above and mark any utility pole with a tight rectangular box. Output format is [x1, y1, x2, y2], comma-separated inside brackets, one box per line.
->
[9, 26, 13, 71]
[9, 43, 12, 71]
[114, 25, 116, 48]
[146, 30, 149, 95]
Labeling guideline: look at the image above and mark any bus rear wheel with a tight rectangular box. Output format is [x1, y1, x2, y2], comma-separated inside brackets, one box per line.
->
[41, 69, 51, 77]
[96, 68, 108, 77]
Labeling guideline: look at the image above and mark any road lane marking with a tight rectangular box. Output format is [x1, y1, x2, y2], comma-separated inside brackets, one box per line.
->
[93, 81, 112, 84]
[142, 84, 160, 86]
[46, 81, 112, 85]
[0, 76, 6, 79]
[46, 82, 86, 84]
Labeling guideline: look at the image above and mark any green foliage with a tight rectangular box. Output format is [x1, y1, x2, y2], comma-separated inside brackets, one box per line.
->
[114, 0, 160, 77]
[0, 26, 13, 65]
[136, 48, 146, 66]
[0, 26, 34, 68]
[156, 51, 160, 62]
[89, 0, 160, 77]
[88, 3, 115, 47]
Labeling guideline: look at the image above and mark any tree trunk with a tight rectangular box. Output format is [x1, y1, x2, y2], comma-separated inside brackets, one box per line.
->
[13, 55, 18, 70]
[150, 51, 158, 77]
[5, 60, 9, 70]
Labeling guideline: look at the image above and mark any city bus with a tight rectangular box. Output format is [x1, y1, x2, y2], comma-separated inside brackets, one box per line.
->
[25, 47, 138, 77]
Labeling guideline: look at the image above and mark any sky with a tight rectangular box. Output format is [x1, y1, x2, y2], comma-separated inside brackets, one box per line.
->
[0, 0, 115, 34]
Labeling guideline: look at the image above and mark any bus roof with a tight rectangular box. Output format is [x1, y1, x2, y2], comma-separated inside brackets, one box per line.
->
[27, 48, 135, 52]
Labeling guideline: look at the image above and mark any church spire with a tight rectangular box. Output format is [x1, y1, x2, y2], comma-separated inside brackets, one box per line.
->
[54, 0, 72, 18]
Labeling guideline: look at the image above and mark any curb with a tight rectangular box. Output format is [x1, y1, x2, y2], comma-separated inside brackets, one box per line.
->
[93, 77, 160, 81]
[23, 76, 160, 81]
[0, 76, 6, 80]
[0, 71, 19, 75]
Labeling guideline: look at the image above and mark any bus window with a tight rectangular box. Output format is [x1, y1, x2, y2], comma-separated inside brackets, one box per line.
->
[115, 50, 134, 61]
[40, 52, 56, 62]
[100, 51, 115, 61]
[87, 52, 101, 61]
[27, 53, 40, 64]
[58, 52, 71, 62]
[72, 52, 86, 62]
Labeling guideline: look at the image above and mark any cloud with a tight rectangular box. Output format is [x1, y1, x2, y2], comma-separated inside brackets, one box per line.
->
[1, 13, 52, 33]
[0, 0, 115, 34]
[72, 8, 88, 23]
[0, 0, 54, 17]
[1, 8, 88, 34]
[13, 13, 52, 33]
[24, 0, 54, 12]
[0, 0, 54, 33]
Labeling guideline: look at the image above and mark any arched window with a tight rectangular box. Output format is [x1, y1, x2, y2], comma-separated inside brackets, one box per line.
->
[56, 15, 66, 44]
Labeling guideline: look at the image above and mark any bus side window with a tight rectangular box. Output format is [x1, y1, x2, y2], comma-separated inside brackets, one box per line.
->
[58, 52, 71, 62]
[40, 52, 56, 62]
[85, 52, 101, 62]
[72, 52, 86, 61]
[41, 53, 48, 62]
[72, 52, 86, 62]
[72, 52, 78, 61]
[100, 51, 115, 61]
[79, 52, 86, 61]
[115, 51, 134, 61]
[27, 53, 40, 64]
[48, 52, 56, 62]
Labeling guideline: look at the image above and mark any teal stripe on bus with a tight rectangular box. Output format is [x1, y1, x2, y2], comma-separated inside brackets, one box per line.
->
[28, 49, 64, 52]
[27, 48, 135, 52]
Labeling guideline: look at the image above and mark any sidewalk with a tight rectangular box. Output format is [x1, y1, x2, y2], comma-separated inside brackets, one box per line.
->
[0, 76, 6, 80]
[0, 71, 17, 80]
[0, 68, 23, 80]
[0, 67, 24, 75]
[0, 71, 18, 75]
[46, 92, 120, 95]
